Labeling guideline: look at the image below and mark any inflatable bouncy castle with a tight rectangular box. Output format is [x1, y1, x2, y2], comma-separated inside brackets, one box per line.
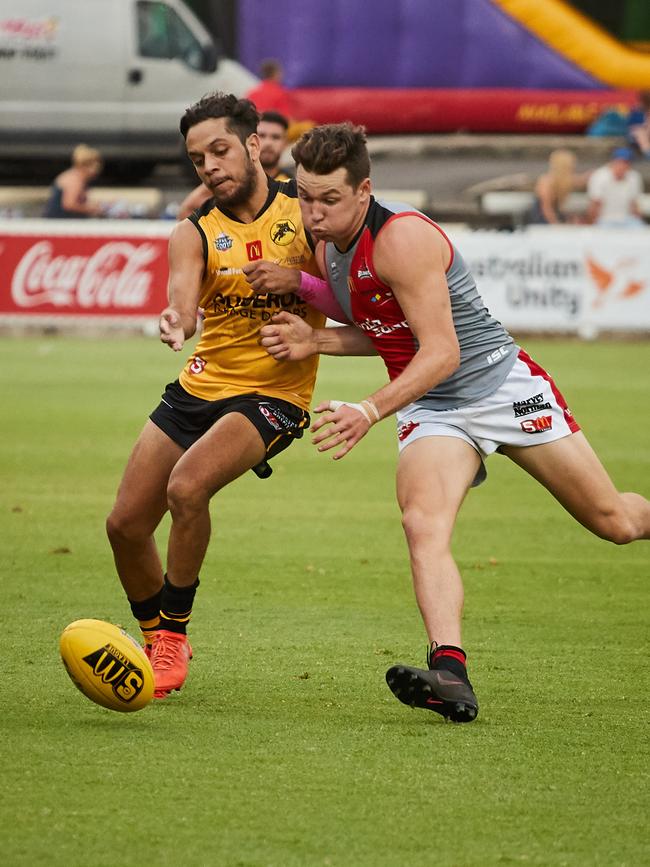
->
[237, 0, 650, 133]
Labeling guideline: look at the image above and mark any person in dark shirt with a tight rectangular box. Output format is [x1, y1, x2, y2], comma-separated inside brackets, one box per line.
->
[43, 144, 104, 219]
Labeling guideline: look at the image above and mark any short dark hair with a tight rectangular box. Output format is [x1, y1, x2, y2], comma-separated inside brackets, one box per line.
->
[291, 123, 370, 189]
[180, 92, 259, 143]
[260, 58, 282, 80]
[260, 111, 289, 131]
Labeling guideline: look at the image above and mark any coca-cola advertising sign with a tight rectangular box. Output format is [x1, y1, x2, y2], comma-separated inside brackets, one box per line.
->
[0, 231, 169, 316]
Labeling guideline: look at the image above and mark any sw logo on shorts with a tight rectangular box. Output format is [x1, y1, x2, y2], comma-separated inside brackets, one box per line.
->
[520, 415, 553, 433]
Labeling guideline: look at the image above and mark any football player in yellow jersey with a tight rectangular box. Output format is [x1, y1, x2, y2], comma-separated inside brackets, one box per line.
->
[106, 93, 325, 699]
[176, 111, 291, 219]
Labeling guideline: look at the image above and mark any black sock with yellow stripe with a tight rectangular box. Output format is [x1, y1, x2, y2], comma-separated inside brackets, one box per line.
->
[129, 589, 162, 647]
[159, 574, 199, 635]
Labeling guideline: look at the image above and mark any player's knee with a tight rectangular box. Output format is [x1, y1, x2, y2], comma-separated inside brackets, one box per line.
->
[106, 509, 142, 546]
[592, 505, 637, 545]
[166, 474, 207, 518]
[401, 505, 453, 551]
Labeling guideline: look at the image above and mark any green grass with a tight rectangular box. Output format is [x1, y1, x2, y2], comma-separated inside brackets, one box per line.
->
[1, 336, 648, 867]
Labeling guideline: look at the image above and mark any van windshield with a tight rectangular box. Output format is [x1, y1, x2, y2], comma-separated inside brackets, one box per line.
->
[136, 1, 206, 70]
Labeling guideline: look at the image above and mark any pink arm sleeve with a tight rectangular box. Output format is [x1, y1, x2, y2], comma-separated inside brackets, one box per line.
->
[298, 271, 350, 324]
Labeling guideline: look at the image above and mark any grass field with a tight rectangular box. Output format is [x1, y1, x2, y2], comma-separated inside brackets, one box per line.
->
[1, 335, 648, 867]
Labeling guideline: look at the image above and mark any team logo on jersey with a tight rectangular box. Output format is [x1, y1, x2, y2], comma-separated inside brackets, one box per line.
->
[520, 415, 552, 434]
[513, 392, 552, 418]
[214, 232, 233, 251]
[270, 219, 296, 246]
[357, 264, 372, 280]
[188, 355, 207, 375]
[246, 240, 263, 261]
[397, 420, 420, 441]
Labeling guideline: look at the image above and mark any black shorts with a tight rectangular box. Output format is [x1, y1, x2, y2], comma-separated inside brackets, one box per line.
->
[149, 380, 310, 479]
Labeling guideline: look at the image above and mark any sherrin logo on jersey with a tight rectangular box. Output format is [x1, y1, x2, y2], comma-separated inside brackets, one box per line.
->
[270, 219, 296, 246]
[520, 415, 553, 433]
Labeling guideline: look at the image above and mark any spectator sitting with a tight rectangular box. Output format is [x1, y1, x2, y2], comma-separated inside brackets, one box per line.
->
[527, 149, 588, 224]
[587, 147, 645, 228]
[43, 144, 104, 219]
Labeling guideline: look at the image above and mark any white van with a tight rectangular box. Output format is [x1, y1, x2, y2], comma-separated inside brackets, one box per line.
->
[0, 0, 257, 172]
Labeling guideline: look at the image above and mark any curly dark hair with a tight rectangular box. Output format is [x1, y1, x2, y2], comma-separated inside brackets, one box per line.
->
[291, 123, 370, 189]
[180, 92, 260, 143]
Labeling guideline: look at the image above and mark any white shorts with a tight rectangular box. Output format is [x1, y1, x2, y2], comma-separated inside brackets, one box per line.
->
[396, 349, 580, 486]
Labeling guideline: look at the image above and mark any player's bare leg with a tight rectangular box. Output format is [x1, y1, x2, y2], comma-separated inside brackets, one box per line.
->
[106, 421, 184, 601]
[396, 435, 482, 645]
[501, 431, 650, 543]
[165, 412, 267, 586]
[150, 412, 266, 698]
[387, 436, 481, 722]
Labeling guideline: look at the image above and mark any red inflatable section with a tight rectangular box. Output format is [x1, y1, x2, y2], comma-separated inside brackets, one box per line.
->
[290, 88, 638, 134]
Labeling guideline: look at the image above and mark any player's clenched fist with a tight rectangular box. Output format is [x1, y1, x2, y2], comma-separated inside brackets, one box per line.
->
[260, 311, 318, 361]
[243, 260, 301, 295]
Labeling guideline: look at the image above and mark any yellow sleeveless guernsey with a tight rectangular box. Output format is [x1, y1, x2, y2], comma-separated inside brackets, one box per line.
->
[179, 180, 325, 410]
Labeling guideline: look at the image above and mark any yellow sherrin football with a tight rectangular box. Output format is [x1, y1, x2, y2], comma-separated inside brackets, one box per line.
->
[60, 619, 154, 712]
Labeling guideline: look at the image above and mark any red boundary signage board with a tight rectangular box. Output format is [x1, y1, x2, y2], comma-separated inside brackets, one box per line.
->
[0, 222, 172, 317]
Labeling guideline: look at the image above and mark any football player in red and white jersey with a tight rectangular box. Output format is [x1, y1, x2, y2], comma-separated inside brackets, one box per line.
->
[259, 123, 650, 723]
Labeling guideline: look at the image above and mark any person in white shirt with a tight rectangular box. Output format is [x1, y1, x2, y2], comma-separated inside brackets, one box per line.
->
[587, 147, 644, 227]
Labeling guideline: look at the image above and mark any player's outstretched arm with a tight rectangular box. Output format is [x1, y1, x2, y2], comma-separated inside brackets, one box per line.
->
[244, 261, 350, 323]
[160, 220, 205, 351]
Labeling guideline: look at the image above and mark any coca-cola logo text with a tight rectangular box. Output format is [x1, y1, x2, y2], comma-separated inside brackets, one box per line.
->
[11, 240, 159, 309]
